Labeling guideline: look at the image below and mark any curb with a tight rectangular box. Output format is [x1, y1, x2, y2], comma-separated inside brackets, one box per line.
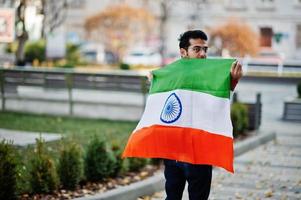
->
[74, 132, 277, 200]
[234, 131, 276, 157]
[74, 172, 164, 200]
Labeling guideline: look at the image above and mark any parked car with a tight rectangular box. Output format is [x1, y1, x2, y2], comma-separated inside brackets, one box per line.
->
[81, 43, 105, 64]
[123, 49, 162, 67]
[81, 43, 119, 65]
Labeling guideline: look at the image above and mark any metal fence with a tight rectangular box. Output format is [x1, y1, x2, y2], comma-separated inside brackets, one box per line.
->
[1, 67, 264, 127]
[0, 67, 149, 116]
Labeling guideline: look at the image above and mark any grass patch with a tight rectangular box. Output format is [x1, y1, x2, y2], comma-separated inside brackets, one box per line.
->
[0, 111, 137, 148]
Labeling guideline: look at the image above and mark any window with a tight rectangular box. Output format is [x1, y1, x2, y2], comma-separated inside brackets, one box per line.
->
[259, 0, 275, 3]
[68, 0, 85, 9]
[260, 27, 273, 47]
[294, 0, 301, 8]
[225, 0, 247, 11]
[256, 0, 275, 11]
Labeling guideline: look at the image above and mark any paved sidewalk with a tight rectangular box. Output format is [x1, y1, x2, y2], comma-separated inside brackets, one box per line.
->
[145, 129, 301, 200]
[209, 134, 301, 199]
[0, 128, 61, 146]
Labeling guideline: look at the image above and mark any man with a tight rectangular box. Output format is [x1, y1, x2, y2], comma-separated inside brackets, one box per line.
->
[163, 30, 242, 200]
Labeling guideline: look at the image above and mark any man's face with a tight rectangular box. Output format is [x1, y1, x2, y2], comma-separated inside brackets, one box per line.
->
[180, 38, 208, 59]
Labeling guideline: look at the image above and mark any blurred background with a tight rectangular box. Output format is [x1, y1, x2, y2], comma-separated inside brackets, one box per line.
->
[0, 1, 301, 199]
[0, 0, 300, 69]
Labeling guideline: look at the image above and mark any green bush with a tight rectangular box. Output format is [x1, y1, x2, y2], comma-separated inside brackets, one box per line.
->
[56, 62, 75, 68]
[55, 44, 82, 68]
[58, 141, 83, 190]
[231, 103, 249, 138]
[24, 40, 46, 63]
[66, 44, 81, 65]
[119, 63, 130, 70]
[16, 155, 31, 196]
[0, 140, 18, 200]
[110, 144, 125, 177]
[84, 136, 116, 181]
[29, 137, 58, 194]
[5, 42, 18, 54]
[150, 158, 162, 166]
[24, 40, 84, 66]
[128, 158, 148, 172]
[297, 81, 301, 98]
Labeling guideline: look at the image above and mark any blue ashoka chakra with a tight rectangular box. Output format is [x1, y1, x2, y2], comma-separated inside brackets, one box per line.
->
[160, 93, 182, 123]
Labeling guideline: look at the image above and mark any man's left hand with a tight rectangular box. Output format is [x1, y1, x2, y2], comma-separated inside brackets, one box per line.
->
[231, 61, 243, 80]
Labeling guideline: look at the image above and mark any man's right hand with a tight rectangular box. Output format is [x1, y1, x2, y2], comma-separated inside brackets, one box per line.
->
[230, 61, 243, 81]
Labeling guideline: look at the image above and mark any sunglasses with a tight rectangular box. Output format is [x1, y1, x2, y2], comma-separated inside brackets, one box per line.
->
[189, 46, 209, 53]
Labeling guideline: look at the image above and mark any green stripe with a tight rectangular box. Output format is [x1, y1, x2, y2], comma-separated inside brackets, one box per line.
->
[150, 58, 235, 98]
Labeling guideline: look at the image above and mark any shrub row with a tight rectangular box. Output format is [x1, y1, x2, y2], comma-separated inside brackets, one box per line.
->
[0, 140, 18, 200]
[231, 102, 249, 138]
[0, 137, 149, 198]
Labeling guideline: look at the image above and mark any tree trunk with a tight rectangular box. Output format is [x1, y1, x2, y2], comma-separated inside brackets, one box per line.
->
[15, 0, 28, 66]
[40, 0, 46, 38]
[15, 31, 28, 65]
[159, 1, 168, 67]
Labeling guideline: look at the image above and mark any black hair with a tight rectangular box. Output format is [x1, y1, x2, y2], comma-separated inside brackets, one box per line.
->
[178, 30, 208, 49]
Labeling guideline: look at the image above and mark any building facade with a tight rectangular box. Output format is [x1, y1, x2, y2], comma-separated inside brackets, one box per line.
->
[163, 0, 301, 59]
[64, 0, 301, 59]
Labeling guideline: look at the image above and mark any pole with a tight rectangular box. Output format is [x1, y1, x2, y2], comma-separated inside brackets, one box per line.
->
[0, 70, 5, 111]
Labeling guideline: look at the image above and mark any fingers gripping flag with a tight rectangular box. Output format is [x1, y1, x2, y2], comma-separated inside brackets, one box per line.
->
[123, 58, 235, 173]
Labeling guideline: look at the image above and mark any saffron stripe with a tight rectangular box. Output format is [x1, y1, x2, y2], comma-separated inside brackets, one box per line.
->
[123, 125, 234, 173]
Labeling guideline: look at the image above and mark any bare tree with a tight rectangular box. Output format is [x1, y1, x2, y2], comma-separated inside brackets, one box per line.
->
[209, 18, 259, 57]
[40, 0, 68, 38]
[15, 0, 28, 65]
[85, 3, 155, 61]
[158, 0, 171, 65]
[1, 0, 68, 65]
[154, 0, 208, 65]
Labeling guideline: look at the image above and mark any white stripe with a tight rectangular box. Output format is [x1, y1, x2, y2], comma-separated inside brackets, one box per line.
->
[135, 89, 233, 138]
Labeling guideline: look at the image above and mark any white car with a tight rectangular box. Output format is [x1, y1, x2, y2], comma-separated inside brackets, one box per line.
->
[123, 49, 162, 66]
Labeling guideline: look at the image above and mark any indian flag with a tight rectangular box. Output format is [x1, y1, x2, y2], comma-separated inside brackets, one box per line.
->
[123, 58, 235, 173]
